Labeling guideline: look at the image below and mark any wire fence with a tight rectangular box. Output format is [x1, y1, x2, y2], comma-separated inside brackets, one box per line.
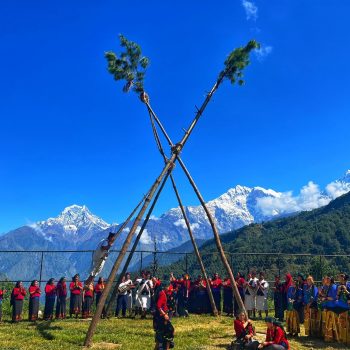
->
[0, 250, 349, 286]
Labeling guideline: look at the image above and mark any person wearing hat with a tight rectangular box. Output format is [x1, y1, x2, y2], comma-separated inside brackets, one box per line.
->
[258, 317, 290, 349]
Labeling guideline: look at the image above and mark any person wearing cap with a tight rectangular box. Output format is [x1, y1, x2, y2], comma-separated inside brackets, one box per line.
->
[258, 317, 290, 349]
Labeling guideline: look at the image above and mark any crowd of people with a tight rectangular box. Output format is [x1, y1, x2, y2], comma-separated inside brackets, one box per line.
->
[1, 269, 350, 349]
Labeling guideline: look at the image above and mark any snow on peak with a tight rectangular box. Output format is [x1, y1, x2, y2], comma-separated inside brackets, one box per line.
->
[342, 170, 350, 182]
[37, 204, 110, 240]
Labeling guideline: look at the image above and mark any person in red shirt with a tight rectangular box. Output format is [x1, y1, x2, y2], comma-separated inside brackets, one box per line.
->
[193, 275, 210, 314]
[234, 311, 259, 349]
[258, 317, 290, 350]
[235, 272, 246, 316]
[0, 286, 7, 322]
[56, 277, 67, 319]
[44, 278, 56, 320]
[28, 280, 41, 321]
[95, 277, 106, 318]
[70, 274, 83, 318]
[223, 277, 233, 316]
[82, 280, 94, 318]
[210, 273, 223, 315]
[153, 279, 174, 350]
[11, 281, 26, 322]
[177, 274, 191, 317]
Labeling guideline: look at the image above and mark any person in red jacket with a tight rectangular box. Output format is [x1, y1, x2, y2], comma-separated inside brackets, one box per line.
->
[210, 273, 223, 315]
[82, 280, 94, 318]
[44, 278, 56, 320]
[153, 279, 174, 350]
[28, 280, 41, 321]
[11, 281, 26, 322]
[95, 277, 106, 318]
[56, 277, 67, 319]
[70, 274, 83, 318]
[234, 311, 259, 349]
[0, 286, 6, 322]
[258, 317, 290, 350]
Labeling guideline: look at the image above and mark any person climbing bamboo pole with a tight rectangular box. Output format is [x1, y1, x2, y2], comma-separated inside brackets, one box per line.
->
[84, 35, 259, 347]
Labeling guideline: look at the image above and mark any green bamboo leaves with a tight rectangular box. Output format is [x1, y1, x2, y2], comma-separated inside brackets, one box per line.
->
[105, 34, 149, 94]
[223, 40, 260, 86]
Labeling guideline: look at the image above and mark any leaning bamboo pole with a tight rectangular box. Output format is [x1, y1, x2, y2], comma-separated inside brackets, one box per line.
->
[169, 175, 218, 315]
[105, 171, 171, 316]
[145, 102, 246, 315]
[177, 157, 246, 315]
[84, 72, 226, 347]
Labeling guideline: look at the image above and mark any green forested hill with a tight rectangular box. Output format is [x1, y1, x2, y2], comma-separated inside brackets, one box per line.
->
[159, 192, 350, 279]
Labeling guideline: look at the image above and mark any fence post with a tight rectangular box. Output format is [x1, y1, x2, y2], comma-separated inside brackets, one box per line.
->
[140, 251, 143, 274]
[39, 252, 44, 285]
[185, 253, 188, 274]
[278, 254, 281, 277]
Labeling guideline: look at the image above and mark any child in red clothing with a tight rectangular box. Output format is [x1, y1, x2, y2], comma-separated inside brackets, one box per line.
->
[258, 317, 290, 350]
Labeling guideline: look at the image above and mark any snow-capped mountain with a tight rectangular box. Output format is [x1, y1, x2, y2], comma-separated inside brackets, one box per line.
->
[34, 205, 110, 243]
[1, 170, 349, 281]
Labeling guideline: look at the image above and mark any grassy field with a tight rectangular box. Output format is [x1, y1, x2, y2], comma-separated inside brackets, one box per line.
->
[0, 315, 347, 350]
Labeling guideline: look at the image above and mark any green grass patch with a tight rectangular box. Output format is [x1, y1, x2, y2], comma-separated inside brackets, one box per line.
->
[0, 315, 347, 350]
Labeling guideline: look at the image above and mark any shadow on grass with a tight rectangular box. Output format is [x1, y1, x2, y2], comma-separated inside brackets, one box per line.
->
[292, 336, 347, 349]
[36, 320, 62, 340]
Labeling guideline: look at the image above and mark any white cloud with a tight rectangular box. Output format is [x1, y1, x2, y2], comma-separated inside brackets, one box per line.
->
[242, 0, 258, 21]
[254, 45, 273, 60]
[174, 219, 199, 231]
[139, 228, 152, 244]
[150, 215, 160, 221]
[256, 181, 331, 216]
[325, 181, 350, 199]
[122, 227, 130, 233]
[161, 235, 170, 244]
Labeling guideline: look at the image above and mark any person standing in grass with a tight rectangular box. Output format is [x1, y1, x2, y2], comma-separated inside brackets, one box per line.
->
[223, 277, 233, 316]
[115, 275, 133, 318]
[303, 276, 318, 336]
[56, 277, 67, 319]
[82, 280, 94, 318]
[95, 277, 106, 318]
[70, 274, 83, 318]
[285, 279, 300, 336]
[11, 281, 26, 322]
[273, 276, 284, 322]
[0, 286, 6, 322]
[28, 280, 41, 321]
[210, 273, 223, 315]
[256, 272, 269, 319]
[153, 279, 174, 350]
[44, 278, 56, 320]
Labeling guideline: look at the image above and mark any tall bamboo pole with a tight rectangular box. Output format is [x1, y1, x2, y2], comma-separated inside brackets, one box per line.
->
[145, 104, 218, 316]
[146, 102, 246, 315]
[177, 157, 246, 315]
[169, 175, 218, 315]
[84, 74, 225, 347]
[105, 171, 171, 315]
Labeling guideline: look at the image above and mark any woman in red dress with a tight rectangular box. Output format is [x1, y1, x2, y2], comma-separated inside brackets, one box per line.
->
[11, 281, 26, 322]
[258, 317, 290, 350]
[44, 278, 56, 320]
[70, 274, 83, 318]
[234, 311, 259, 349]
[28, 280, 41, 321]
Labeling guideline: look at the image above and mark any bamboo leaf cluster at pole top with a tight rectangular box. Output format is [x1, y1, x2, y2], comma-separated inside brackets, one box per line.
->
[84, 35, 260, 347]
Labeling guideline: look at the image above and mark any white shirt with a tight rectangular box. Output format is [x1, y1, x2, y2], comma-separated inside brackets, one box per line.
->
[118, 280, 133, 295]
[92, 239, 110, 264]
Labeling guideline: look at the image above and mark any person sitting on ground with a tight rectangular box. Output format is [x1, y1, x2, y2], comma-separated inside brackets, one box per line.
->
[233, 311, 259, 349]
[258, 317, 290, 350]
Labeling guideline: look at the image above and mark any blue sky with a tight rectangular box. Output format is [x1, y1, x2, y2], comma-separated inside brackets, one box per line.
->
[1, 1, 349, 233]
